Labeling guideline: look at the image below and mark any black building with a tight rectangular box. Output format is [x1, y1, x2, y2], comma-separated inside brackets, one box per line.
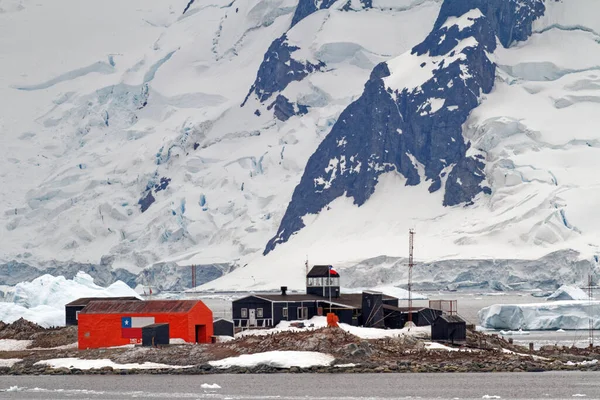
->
[213, 318, 235, 337]
[65, 297, 141, 326]
[232, 266, 402, 329]
[306, 265, 340, 298]
[431, 314, 467, 344]
[142, 323, 170, 346]
[382, 306, 443, 329]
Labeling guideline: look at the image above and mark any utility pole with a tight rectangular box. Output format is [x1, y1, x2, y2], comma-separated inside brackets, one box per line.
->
[408, 229, 415, 326]
[191, 264, 196, 290]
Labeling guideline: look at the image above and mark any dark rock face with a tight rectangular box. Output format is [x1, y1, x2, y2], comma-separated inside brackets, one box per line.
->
[268, 94, 308, 122]
[434, 0, 545, 48]
[243, 35, 325, 106]
[291, 0, 337, 28]
[264, 0, 545, 254]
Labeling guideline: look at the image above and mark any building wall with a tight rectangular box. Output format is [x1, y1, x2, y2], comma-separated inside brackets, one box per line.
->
[65, 305, 85, 326]
[232, 296, 273, 327]
[78, 303, 213, 349]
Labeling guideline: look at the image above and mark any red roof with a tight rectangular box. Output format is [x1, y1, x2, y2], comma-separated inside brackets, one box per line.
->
[80, 300, 205, 314]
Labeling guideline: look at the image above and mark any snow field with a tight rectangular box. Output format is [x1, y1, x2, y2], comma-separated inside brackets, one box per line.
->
[208, 351, 335, 369]
[236, 316, 430, 339]
[34, 358, 192, 370]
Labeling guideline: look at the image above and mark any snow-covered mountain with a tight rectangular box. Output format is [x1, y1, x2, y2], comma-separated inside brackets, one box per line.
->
[1, 0, 599, 291]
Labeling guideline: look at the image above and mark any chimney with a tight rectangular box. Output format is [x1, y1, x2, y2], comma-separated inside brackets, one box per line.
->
[281, 286, 287, 296]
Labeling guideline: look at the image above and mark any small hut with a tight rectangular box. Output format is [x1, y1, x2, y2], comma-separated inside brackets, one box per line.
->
[142, 323, 170, 346]
[213, 318, 235, 337]
[431, 314, 467, 344]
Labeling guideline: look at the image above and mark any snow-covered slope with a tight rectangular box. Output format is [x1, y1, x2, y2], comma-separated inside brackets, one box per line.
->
[1, 0, 599, 291]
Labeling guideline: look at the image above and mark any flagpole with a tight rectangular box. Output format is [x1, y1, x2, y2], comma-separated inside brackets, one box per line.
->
[328, 266, 332, 313]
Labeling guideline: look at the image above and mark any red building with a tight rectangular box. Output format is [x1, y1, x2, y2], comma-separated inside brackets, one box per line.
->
[77, 300, 213, 349]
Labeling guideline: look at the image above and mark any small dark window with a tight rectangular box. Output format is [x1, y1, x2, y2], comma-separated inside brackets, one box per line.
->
[282, 308, 288, 318]
[257, 308, 263, 318]
[241, 308, 248, 318]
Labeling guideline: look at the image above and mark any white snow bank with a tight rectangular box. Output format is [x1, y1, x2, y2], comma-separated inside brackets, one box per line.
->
[566, 359, 598, 366]
[236, 316, 430, 339]
[342, 286, 427, 300]
[35, 358, 191, 370]
[0, 272, 140, 327]
[0, 304, 63, 328]
[424, 342, 459, 351]
[209, 351, 334, 369]
[547, 285, 589, 301]
[0, 339, 32, 351]
[0, 359, 22, 368]
[478, 300, 600, 330]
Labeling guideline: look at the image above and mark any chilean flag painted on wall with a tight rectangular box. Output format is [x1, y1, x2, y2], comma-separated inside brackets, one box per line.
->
[121, 316, 155, 339]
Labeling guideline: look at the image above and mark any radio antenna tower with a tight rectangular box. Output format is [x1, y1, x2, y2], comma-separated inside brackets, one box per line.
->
[408, 229, 415, 325]
[589, 274, 594, 347]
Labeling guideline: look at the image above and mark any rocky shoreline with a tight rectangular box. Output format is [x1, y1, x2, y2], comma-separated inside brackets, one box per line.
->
[2, 319, 600, 375]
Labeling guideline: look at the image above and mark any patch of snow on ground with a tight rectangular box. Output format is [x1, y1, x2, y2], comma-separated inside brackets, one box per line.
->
[236, 316, 430, 339]
[0, 359, 22, 368]
[424, 342, 459, 351]
[209, 351, 334, 369]
[35, 358, 191, 370]
[0, 339, 31, 351]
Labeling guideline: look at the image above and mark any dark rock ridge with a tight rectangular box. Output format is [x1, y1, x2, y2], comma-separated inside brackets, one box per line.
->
[290, 0, 337, 28]
[244, 0, 376, 121]
[264, 0, 545, 254]
[242, 34, 325, 120]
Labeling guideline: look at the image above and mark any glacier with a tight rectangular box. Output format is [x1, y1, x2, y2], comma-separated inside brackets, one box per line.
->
[0, 272, 140, 327]
[1, 0, 600, 292]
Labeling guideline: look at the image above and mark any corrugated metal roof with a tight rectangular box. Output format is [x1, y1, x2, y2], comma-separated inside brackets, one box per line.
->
[437, 314, 466, 323]
[65, 297, 141, 307]
[80, 300, 205, 314]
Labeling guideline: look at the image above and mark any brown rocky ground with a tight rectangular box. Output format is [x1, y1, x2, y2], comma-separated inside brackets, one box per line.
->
[2, 320, 600, 374]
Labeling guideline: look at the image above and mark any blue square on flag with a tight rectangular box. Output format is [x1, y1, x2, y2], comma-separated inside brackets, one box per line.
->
[121, 317, 132, 328]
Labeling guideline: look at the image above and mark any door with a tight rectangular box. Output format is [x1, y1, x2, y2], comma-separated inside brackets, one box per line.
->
[249, 309, 256, 326]
[195, 325, 206, 343]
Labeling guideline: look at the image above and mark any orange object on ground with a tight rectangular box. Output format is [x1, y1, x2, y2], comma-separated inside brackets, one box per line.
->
[77, 300, 213, 349]
[327, 312, 339, 327]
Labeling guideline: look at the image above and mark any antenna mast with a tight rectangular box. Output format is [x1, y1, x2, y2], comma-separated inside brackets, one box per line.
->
[408, 229, 415, 325]
[589, 274, 594, 347]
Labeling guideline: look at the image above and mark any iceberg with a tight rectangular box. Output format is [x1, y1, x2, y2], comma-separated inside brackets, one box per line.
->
[0, 272, 140, 327]
[546, 285, 589, 301]
[478, 300, 600, 330]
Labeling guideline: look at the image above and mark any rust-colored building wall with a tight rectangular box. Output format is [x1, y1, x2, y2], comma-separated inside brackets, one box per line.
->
[78, 302, 213, 350]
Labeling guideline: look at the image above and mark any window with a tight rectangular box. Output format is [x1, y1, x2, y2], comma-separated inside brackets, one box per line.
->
[283, 308, 288, 318]
[257, 308, 263, 318]
[297, 307, 308, 320]
[241, 308, 248, 318]
[75, 310, 80, 320]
